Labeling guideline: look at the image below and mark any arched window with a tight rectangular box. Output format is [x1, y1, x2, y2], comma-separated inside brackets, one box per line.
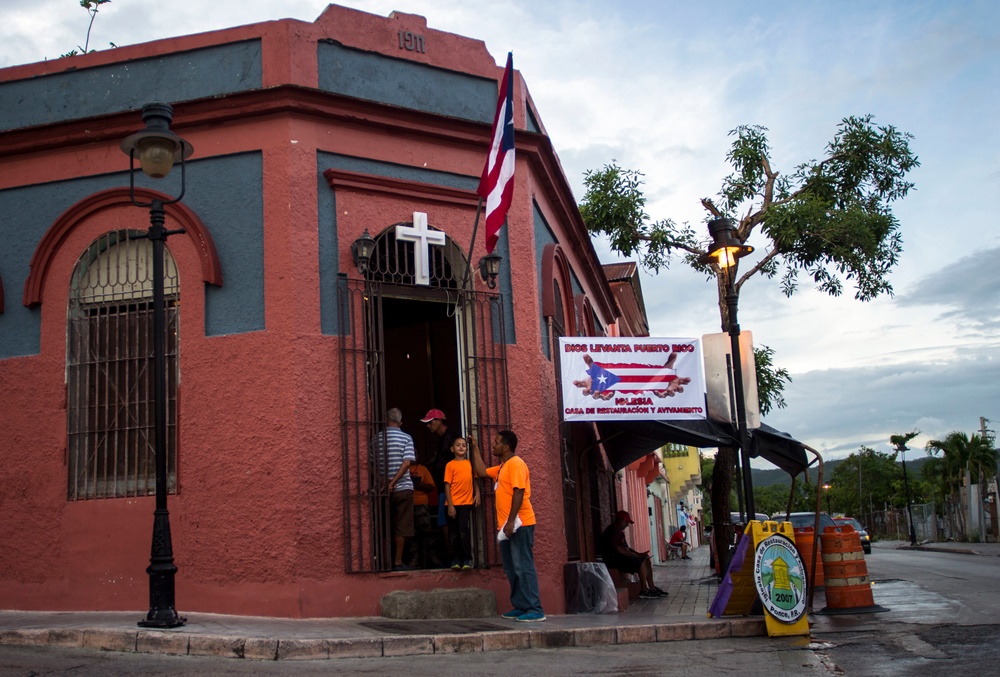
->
[66, 230, 179, 500]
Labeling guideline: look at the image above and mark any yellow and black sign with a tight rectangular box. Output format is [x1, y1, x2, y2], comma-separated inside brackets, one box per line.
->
[709, 520, 810, 637]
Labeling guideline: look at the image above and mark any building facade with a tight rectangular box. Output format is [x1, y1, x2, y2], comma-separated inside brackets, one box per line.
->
[0, 5, 641, 617]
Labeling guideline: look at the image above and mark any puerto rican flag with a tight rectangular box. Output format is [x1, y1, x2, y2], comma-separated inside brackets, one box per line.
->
[478, 52, 515, 254]
[589, 361, 680, 393]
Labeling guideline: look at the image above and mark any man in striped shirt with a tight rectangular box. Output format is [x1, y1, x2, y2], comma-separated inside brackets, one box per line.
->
[374, 407, 417, 570]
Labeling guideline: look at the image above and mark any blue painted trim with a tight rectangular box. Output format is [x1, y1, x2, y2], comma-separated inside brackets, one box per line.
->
[0, 41, 263, 132]
[322, 153, 479, 191]
[318, 41, 495, 123]
[189, 154, 265, 337]
[533, 201, 557, 359]
[0, 153, 264, 359]
[318, 154, 340, 336]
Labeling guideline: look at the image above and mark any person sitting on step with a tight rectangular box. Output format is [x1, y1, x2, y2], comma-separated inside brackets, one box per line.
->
[598, 510, 666, 599]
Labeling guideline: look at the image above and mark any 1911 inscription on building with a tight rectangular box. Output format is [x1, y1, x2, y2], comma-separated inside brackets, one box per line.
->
[398, 30, 425, 54]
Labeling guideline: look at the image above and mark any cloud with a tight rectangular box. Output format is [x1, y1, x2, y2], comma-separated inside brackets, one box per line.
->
[897, 246, 1000, 332]
[764, 346, 1000, 462]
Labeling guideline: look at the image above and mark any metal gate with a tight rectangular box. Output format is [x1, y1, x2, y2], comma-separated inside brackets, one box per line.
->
[337, 272, 510, 573]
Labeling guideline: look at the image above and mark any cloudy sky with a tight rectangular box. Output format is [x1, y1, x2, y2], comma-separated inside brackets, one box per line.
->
[3, 0, 997, 464]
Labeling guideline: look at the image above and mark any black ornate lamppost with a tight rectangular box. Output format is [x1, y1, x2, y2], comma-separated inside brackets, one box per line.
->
[699, 217, 756, 520]
[120, 102, 193, 628]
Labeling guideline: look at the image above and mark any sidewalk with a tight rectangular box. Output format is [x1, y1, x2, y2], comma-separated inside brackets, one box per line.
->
[0, 546, 765, 661]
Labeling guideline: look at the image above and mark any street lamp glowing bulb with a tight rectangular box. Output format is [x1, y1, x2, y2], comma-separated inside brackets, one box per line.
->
[716, 246, 742, 268]
[137, 138, 178, 178]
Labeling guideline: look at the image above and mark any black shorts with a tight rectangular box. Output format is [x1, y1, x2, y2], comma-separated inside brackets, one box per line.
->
[605, 553, 644, 574]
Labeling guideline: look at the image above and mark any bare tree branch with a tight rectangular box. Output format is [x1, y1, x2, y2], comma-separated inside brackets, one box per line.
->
[736, 247, 780, 291]
[701, 197, 723, 217]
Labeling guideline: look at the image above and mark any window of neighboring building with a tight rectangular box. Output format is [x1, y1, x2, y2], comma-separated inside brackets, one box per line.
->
[66, 230, 179, 500]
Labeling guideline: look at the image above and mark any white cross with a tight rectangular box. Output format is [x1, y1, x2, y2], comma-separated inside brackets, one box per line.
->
[395, 212, 446, 286]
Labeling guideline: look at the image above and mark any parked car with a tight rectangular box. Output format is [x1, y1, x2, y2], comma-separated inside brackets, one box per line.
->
[835, 516, 872, 554]
[730, 511, 770, 525]
[771, 511, 838, 532]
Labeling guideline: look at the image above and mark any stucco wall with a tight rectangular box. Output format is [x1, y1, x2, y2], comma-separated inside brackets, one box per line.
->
[0, 3, 610, 619]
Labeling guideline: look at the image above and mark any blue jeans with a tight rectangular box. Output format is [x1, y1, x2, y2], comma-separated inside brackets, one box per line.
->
[499, 525, 543, 614]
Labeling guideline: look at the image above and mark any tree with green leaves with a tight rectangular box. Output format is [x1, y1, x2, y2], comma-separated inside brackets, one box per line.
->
[579, 116, 918, 564]
[753, 344, 791, 416]
[926, 431, 997, 486]
[925, 430, 998, 539]
[828, 446, 902, 517]
[61, 1, 116, 58]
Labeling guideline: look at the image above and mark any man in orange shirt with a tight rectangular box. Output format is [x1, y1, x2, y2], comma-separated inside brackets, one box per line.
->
[470, 431, 545, 623]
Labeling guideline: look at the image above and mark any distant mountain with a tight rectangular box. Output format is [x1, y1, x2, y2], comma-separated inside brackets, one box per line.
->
[750, 455, 932, 486]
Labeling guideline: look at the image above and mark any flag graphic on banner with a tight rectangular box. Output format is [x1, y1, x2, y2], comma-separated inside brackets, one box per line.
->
[477, 52, 515, 254]
[586, 361, 682, 393]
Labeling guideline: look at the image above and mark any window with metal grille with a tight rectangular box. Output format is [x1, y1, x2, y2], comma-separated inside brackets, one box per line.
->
[66, 230, 179, 500]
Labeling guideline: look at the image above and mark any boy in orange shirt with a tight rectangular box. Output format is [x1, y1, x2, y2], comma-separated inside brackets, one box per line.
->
[444, 436, 480, 570]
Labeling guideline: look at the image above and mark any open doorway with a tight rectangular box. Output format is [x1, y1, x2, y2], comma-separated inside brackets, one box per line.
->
[381, 296, 462, 451]
[380, 294, 464, 570]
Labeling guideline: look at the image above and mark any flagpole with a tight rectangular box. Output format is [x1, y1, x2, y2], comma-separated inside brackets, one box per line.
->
[462, 197, 484, 292]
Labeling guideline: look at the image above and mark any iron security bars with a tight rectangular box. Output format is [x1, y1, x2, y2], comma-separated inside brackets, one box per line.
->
[337, 275, 510, 572]
[66, 230, 179, 500]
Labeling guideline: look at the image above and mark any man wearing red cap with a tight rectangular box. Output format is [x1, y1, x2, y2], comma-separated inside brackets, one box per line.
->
[421, 408, 456, 558]
[598, 510, 665, 599]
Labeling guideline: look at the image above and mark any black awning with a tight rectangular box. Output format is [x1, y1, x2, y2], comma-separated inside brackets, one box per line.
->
[594, 418, 810, 477]
[595, 419, 735, 472]
[749, 422, 809, 476]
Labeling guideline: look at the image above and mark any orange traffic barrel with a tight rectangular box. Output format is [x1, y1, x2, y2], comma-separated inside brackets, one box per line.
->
[793, 527, 823, 588]
[821, 524, 874, 609]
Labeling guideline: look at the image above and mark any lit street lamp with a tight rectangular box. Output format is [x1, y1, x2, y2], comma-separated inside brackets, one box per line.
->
[822, 483, 832, 514]
[699, 217, 755, 520]
[120, 102, 193, 628]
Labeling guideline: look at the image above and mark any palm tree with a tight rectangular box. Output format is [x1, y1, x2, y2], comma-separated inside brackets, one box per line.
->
[926, 432, 996, 482]
[925, 431, 998, 539]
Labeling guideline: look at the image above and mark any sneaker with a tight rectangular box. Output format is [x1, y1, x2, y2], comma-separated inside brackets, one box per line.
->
[392, 564, 411, 571]
[501, 609, 525, 619]
[516, 612, 546, 622]
[681, 556, 691, 560]
[639, 589, 660, 599]
[462, 561, 473, 570]
[451, 561, 462, 570]
[650, 586, 668, 596]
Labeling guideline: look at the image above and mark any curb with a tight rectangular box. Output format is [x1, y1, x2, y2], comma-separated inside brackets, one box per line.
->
[895, 545, 979, 555]
[0, 617, 767, 661]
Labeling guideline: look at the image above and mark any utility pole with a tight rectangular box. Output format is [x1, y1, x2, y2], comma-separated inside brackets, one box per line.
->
[980, 417, 995, 540]
[858, 455, 863, 521]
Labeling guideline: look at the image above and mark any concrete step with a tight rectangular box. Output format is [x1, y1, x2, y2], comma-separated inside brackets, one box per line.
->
[380, 587, 497, 620]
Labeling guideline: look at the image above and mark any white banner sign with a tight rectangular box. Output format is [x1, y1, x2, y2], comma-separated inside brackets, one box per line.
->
[558, 337, 706, 421]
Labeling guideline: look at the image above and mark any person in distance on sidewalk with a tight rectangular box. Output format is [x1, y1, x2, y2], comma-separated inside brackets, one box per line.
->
[670, 525, 692, 559]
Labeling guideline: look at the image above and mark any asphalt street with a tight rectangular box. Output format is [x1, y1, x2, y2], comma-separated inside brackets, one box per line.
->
[810, 539, 1000, 676]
